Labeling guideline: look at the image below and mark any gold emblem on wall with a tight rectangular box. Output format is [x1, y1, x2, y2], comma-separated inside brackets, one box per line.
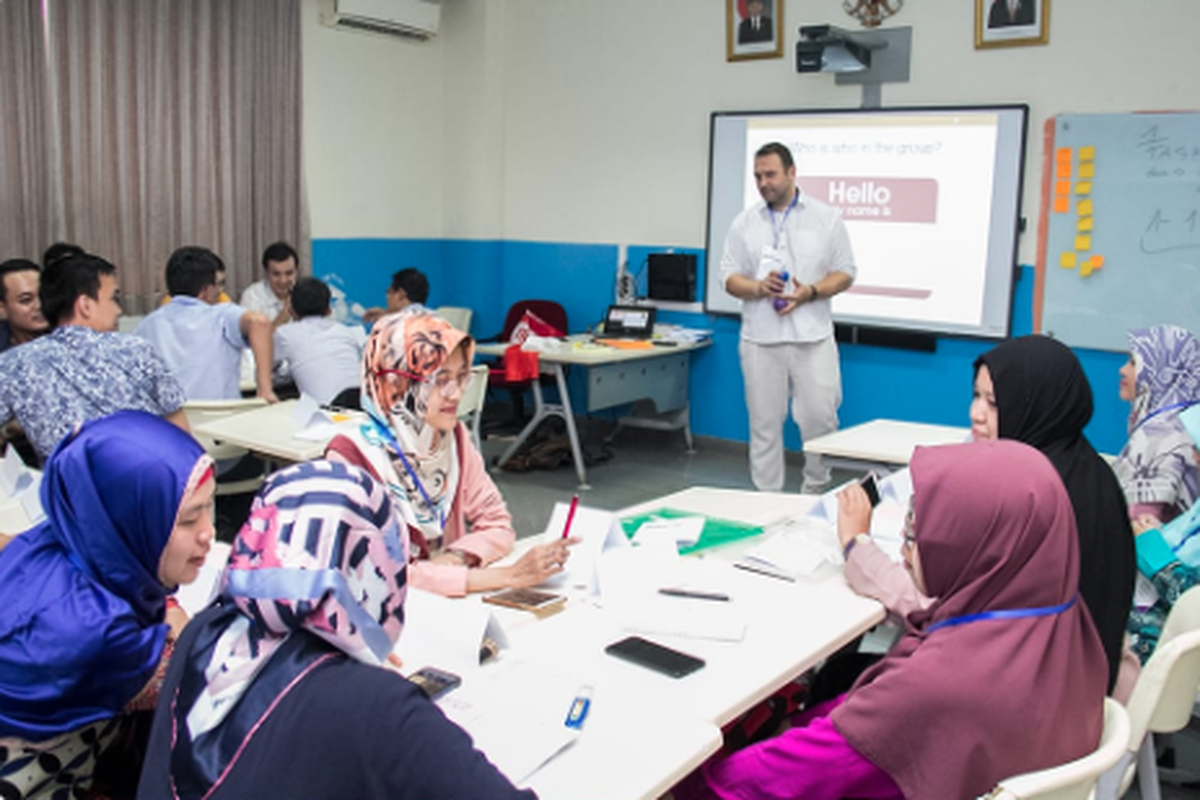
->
[843, 0, 904, 28]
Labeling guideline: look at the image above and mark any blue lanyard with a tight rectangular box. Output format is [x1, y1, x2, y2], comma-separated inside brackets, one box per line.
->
[924, 595, 1077, 635]
[365, 414, 446, 532]
[767, 191, 799, 249]
[1131, 401, 1196, 435]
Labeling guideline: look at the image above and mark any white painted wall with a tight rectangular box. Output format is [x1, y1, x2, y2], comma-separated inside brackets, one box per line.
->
[303, 0, 1200, 265]
[301, 0, 445, 238]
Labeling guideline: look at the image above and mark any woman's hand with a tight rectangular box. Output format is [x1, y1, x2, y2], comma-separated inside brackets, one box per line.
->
[837, 484, 874, 549]
[504, 538, 579, 589]
[1132, 514, 1162, 535]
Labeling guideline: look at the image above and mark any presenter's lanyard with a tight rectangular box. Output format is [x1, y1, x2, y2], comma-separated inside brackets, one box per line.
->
[366, 413, 446, 532]
[768, 191, 799, 249]
[1131, 401, 1196, 435]
[924, 595, 1076, 635]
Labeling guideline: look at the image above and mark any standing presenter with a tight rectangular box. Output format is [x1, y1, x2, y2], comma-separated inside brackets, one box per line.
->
[721, 142, 856, 493]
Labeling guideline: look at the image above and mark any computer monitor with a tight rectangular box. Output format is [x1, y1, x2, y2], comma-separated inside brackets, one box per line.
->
[647, 253, 697, 302]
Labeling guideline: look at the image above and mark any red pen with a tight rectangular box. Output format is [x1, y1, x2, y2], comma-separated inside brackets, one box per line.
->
[561, 494, 579, 539]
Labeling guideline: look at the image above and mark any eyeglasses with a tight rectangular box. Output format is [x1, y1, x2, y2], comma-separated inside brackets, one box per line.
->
[902, 505, 916, 550]
[376, 368, 472, 397]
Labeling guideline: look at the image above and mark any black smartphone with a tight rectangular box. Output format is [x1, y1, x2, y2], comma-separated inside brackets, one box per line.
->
[408, 666, 462, 700]
[604, 636, 706, 678]
[859, 472, 882, 507]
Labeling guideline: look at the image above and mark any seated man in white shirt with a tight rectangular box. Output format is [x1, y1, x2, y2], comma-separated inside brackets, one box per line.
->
[136, 246, 278, 403]
[361, 267, 429, 324]
[274, 277, 366, 406]
[239, 240, 299, 329]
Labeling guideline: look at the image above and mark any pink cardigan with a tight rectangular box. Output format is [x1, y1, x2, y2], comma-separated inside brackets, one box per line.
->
[327, 422, 515, 597]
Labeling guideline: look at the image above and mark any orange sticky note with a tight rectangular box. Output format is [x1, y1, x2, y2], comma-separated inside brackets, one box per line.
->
[1056, 147, 1072, 163]
[1053, 195, 1070, 213]
[1090, 254, 1104, 270]
[1075, 235, 1091, 251]
[1077, 217, 1094, 232]
[1055, 180, 1071, 196]
[1078, 199, 1094, 216]
[1060, 252, 1077, 269]
[1079, 163, 1095, 179]
[1078, 146, 1096, 161]
[1056, 162, 1071, 178]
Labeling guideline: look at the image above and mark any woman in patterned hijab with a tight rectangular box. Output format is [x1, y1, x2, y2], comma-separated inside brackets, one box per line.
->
[139, 460, 533, 800]
[1113, 324, 1200, 522]
[326, 306, 573, 596]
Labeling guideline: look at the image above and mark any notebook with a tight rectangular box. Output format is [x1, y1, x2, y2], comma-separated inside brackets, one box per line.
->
[603, 304, 656, 338]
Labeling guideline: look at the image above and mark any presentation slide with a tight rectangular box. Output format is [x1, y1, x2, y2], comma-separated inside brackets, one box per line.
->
[706, 106, 1027, 339]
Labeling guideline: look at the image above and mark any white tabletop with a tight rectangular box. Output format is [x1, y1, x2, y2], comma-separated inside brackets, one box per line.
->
[475, 336, 708, 366]
[0, 470, 43, 535]
[191, 399, 335, 463]
[407, 486, 885, 799]
[803, 418, 970, 467]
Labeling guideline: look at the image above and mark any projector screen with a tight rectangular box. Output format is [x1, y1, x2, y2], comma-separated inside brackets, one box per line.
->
[704, 105, 1029, 339]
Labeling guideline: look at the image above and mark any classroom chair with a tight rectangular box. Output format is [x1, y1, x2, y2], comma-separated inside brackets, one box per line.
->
[978, 697, 1129, 800]
[1095, 586, 1200, 800]
[483, 299, 567, 431]
[456, 363, 490, 453]
[435, 305, 473, 334]
[182, 398, 270, 496]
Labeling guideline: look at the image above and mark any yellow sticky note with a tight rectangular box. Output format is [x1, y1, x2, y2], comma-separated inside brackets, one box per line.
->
[1079, 146, 1096, 161]
[1056, 147, 1072, 163]
[1056, 162, 1072, 179]
[1077, 217, 1094, 232]
[1078, 199, 1094, 216]
[1075, 235, 1092, 251]
[1060, 252, 1077, 269]
[1053, 195, 1070, 213]
[1055, 180, 1071, 196]
[1090, 254, 1105, 270]
[1075, 182, 1093, 196]
[1079, 163, 1095, 178]
[1080, 263, 1094, 278]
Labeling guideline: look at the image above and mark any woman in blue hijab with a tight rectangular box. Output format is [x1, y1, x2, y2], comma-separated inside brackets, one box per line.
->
[0, 410, 215, 800]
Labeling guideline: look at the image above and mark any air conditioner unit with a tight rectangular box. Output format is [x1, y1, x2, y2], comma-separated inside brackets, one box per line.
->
[319, 0, 440, 41]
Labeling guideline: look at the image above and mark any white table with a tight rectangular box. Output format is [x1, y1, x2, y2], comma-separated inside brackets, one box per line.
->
[410, 486, 885, 800]
[803, 418, 970, 473]
[190, 399, 334, 463]
[476, 337, 710, 490]
[0, 470, 43, 535]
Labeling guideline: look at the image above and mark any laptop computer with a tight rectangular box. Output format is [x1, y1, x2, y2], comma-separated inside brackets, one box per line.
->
[603, 305, 656, 338]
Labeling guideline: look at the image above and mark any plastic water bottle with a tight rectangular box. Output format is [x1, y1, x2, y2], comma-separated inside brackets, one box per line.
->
[772, 271, 790, 311]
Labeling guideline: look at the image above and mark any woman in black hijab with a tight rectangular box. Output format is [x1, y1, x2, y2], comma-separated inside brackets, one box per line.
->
[974, 335, 1135, 691]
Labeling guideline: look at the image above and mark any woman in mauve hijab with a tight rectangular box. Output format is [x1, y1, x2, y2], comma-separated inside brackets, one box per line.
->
[677, 440, 1107, 800]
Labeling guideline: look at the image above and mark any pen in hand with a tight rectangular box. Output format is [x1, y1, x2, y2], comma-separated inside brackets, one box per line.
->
[561, 493, 579, 540]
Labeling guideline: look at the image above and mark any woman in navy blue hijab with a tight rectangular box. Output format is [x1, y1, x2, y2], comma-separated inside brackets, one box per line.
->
[0, 411, 214, 800]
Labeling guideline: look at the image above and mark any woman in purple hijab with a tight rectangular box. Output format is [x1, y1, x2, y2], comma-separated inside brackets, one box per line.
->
[1113, 324, 1200, 523]
[676, 440, 1108, 800]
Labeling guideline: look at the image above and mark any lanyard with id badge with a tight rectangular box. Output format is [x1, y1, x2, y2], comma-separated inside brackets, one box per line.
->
[760, 193, 798, 306]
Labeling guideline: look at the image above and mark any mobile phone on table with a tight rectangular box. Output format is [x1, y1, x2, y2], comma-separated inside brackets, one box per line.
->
[859, 472, 882, 508]
[604, 635, 705, 678]
[482, 587, 567, 613]
[408, 666, 462, 700]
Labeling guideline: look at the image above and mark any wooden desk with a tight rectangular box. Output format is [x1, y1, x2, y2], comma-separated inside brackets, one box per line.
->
[803, 418, 970, 473]
[476, 338, 710, 490]
[409, 487, 884, 799]
[191, 399, 332, 463]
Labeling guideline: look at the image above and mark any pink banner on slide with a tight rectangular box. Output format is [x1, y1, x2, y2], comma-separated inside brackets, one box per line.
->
[798, 177, 938, 223]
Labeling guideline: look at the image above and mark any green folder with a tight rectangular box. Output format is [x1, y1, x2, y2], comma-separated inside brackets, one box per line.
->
[620, 507, 764, 555]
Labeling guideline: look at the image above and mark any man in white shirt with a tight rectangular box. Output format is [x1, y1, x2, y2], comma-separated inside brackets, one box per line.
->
[136, 246, 278, 403]
[239, 241, 299, 329]
[274, 277, 366, 405]
[721, 142, 856, 493]
[362, 267, 430, 324]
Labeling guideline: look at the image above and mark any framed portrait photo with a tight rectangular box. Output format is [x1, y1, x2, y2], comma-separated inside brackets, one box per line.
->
[976, 0, 1050, 49]
[727, 0, 784, 62]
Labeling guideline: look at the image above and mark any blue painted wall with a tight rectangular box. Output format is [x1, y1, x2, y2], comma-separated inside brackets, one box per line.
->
[313, 237, 1131, 456]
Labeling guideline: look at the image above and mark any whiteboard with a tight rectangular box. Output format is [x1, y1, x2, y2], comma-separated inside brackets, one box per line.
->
[1038, 112, 1200, 351]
